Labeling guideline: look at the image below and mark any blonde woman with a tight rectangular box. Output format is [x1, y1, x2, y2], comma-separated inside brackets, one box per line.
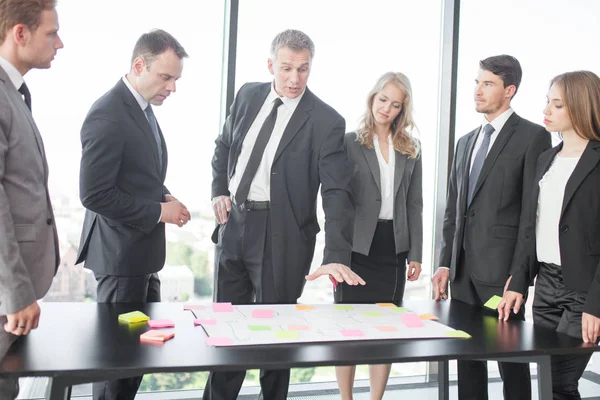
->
[335, 72, 423, 400]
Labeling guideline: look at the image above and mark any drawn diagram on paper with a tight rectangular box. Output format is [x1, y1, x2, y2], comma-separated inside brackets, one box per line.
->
[188, 303, 470, 346]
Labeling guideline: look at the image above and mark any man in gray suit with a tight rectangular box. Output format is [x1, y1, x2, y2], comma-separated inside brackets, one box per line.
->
[0, 0, 63, 398]
[432, 55, 551, 400]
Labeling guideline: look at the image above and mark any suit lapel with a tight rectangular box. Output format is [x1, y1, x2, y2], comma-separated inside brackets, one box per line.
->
[561, 140, 600, 217]
[459, 129, 478, 210]
[117, 81, 162, 177]
[360, 145, 381, 193]
[230, 84, 270, 178]
[394, 151, 407, 196]
[471, 113, 519, 202]
[273, 88, 313, 163]
[157, 124, 168, 180]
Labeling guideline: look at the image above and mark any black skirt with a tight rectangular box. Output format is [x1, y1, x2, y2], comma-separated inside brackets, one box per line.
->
[334, 220, 407, 304]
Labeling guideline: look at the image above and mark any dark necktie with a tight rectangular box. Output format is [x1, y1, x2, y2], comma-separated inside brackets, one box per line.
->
[18, 82, 31, 111]
[235, 97, 283, 205]
[467, 123, 495, 205]
[145, 105, 163, 170]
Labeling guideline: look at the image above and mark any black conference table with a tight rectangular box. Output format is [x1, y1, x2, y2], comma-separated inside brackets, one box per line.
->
[0, 299, 598, 400]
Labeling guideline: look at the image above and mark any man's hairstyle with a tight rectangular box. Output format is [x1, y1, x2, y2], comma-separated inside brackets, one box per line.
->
[479, 55, 523, 98]
[0, 0, 56, 43]
[131, 29, 188, 68]
[551, 71, 600, 141]
[270, 29, 315, 61]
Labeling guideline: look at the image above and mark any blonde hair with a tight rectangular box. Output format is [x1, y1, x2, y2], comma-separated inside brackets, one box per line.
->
[356, 72, 420, 159]
[551, 71, 600, 141]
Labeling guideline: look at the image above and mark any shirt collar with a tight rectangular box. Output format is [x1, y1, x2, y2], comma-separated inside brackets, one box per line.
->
[0, 56, 24, 91]
[269, 81, 305, 110]
[122, 75, 149, 111]
[481, 107, 514, 134]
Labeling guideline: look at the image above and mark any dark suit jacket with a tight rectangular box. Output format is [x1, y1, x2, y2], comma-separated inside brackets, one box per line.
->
[212, 82, 354, 301]
[345, 132, 423, 262]
[76, 79, 169, 276]
[509, 140, 600, 317]
[438, 112, 551, 288]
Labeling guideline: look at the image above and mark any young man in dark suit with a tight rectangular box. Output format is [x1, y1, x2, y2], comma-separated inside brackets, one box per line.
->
[76, 29, 191, 400]
[432, 55, 551, 400]
[0, 1, 63, 398]
[208, 29, 364, 400]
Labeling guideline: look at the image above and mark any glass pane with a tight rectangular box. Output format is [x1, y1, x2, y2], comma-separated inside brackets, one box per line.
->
[15, 0, 226, 397]
[235, 0, 443, 384]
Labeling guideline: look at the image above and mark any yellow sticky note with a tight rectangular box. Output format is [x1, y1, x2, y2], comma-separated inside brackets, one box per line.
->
[483, 295, 503, 310]
[419, 313, 439, 321]
[376, 303, 396, 307]
[118, 311, 149, 324]
[445, 330, 471, 339]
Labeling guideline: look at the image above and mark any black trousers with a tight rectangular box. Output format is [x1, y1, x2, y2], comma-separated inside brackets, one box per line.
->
[533, 262, 593, 400]
[204, 204, 290, 400]
[92, 273, 161, 400]
[451, 250, 531, 400]
[335, 220, 407, 304]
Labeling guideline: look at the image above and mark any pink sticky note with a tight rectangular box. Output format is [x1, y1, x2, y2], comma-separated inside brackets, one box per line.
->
[376, 326, 398, 332]
[401, 313, 424, 328]
[184, 304, 205, 310]
[252, 309, 274, 318]
[288, 325, 310, 331]
[147, 319, 175, 328]
[206, 337, 233, 346]
[341, 330, 364, 337]
[212, 302, 233, 312]
[194, 318, 217, 326]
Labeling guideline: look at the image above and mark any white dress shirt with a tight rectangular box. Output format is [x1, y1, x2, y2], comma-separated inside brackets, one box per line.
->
[536, 154, 580, 265]
[373, 135, 395, 220]
[469, 107, 514, 172]
[229, 84, 304, 202]
[0, 56, 25, 95]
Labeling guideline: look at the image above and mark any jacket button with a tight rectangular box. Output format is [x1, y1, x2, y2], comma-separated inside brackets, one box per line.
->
[46, 218, 53, 225]
[560, 225, 569, 233]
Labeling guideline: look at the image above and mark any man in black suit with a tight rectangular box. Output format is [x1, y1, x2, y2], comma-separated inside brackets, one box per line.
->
[432, 55, 551, 400]
[207, 29, 364, 400]
[76, 29, 191, 400]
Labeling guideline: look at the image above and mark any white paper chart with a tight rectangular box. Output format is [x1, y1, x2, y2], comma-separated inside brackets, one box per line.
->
[186, 303, 470, 347]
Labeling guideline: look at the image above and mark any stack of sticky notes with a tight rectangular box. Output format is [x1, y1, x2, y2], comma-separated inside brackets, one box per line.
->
[147, 319, 175, 329]
[140, 330, 175, 343]
[118, 311, 150, 324]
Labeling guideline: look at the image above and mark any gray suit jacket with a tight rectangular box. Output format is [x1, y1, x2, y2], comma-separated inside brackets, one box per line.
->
[0, 66, 59, 316]
[345, 132, 423, 262]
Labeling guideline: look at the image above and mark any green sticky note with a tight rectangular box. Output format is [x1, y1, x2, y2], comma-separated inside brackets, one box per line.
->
[275, 330, 299, 339]
[335, 305, 354, 310]
[445, 330, 472, 339]
[118, 311, 149, 324]
[388, 307, 410, 313]
[248, 325, 271, 331]
[363, 312, 383, 317]
[484, 295, 503, 310]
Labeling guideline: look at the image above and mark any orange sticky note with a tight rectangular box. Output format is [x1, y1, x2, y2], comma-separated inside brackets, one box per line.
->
[140, 330, 174, 343]
[295, 305, 315, 311]
[376, 303, 396, 307]
[419, 313, 439, 321]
